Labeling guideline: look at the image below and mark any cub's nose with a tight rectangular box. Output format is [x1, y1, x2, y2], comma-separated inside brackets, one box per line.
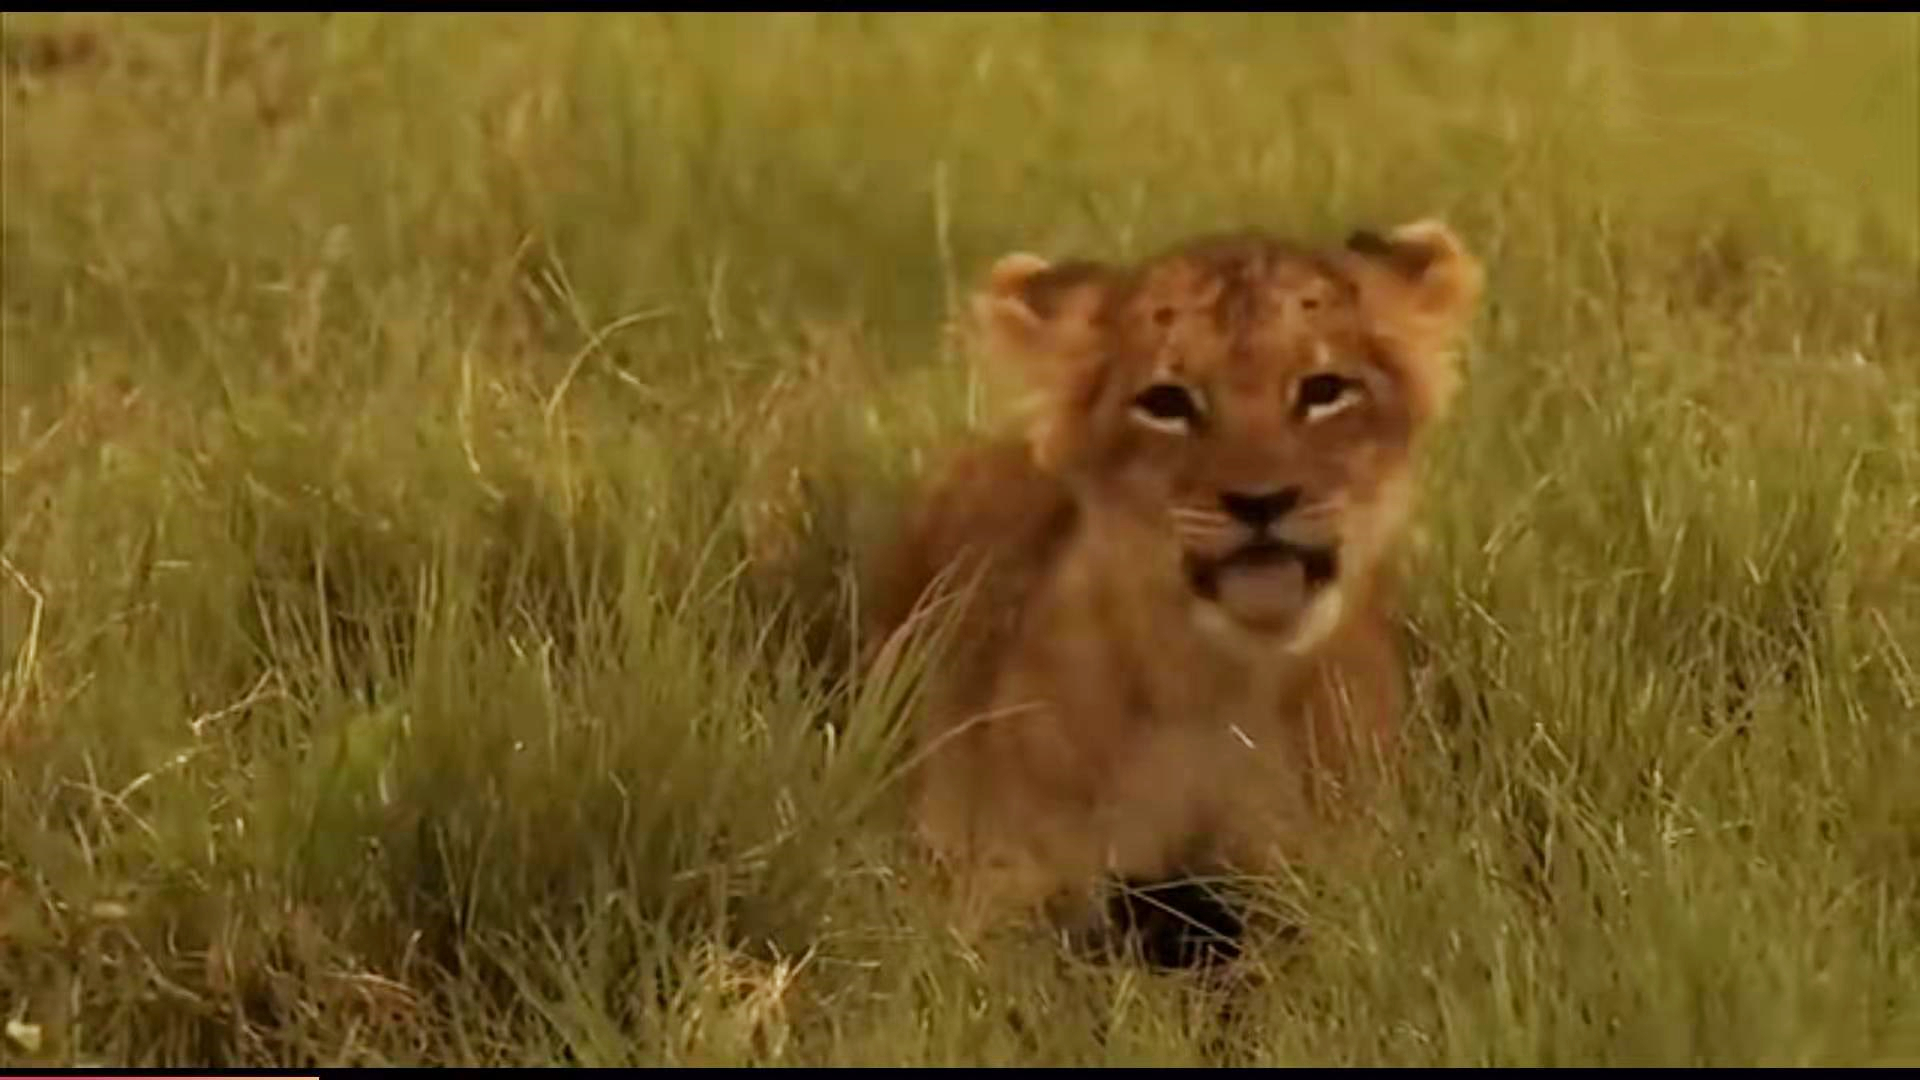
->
[1219, 488, 1301, 529]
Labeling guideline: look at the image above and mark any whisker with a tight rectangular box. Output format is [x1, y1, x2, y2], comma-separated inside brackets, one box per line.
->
[1169, 509, 1231, 525]
[1174, 527, 1240, 547]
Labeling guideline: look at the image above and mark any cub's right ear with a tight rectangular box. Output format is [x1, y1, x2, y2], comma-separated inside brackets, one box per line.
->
[975, 251, 1055, 358]
[970, 251, 1110, 382]
[969, 250, 1114, 471]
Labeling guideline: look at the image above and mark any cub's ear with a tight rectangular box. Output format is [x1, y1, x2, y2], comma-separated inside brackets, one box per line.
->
[969, 250, 1114, 470]
[971, 251, 1111, 383]
[1345, 219, 1483, 333]
[1345, 219, 1485, 421]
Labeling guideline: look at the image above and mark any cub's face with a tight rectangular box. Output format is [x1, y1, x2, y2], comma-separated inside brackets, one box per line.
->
[977, 222, 1482, 649]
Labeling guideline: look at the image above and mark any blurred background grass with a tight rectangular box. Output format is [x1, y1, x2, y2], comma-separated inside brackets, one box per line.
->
[2, 11, 1916, 1066]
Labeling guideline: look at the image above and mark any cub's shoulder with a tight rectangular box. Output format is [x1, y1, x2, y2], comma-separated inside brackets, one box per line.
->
[865, 433, 1076, 656]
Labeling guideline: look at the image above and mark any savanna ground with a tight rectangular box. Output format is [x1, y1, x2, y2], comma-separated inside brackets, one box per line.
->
[2, 11, 1918, 1067]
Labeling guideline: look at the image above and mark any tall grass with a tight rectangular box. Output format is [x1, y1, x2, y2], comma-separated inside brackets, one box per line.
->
[2, 11, 1916, 1066]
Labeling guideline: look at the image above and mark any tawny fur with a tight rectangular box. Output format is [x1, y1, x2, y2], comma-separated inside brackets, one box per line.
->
[867, 220, 1484, 935]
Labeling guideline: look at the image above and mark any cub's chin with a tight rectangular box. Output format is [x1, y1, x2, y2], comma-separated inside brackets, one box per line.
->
[1184, 541, 1341, 645]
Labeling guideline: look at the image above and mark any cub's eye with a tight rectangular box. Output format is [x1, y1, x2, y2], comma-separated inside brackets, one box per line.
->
[1131, 383, 1203, 430]
[1295, 373, 1358, 419]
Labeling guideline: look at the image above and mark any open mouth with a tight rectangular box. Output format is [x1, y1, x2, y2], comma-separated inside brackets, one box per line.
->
[1184, 540, 1339, 629]
[1186, 541, 1338, 598]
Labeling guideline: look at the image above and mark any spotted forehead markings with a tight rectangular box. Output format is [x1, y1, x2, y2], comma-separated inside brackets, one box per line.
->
[1132, 238, 1354, 374]
[1151, 310, 1303, 383]
[1159, 251, 1332, 317]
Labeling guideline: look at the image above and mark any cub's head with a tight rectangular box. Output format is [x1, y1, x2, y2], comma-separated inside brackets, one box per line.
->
[974, 221, 1482, 650]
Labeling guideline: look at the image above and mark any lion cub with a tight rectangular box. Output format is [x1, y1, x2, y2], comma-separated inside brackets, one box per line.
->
[868, 220, 1483, 942]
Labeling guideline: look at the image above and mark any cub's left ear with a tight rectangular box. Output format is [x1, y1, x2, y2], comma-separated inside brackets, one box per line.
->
[1345, 219, 1483, 342]
[1345, 219, 1485, 420]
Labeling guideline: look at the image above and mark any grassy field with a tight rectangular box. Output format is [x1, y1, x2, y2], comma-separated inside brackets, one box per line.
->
[2, 11, 1917, 1067]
